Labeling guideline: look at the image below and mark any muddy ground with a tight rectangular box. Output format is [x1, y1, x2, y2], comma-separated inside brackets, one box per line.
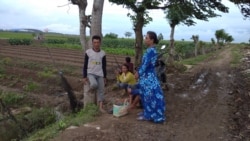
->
[0, 40, 250, 141]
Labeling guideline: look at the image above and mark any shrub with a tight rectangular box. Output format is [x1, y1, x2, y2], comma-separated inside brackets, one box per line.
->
[0, 91, 25, 106]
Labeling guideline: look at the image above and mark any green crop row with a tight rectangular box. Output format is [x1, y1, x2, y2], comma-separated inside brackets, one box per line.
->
[45, 39, 66, 44]
[8, 38, 32, 45]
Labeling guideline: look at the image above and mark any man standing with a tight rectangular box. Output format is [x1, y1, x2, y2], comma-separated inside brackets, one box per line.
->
[83, 35, 107, 113]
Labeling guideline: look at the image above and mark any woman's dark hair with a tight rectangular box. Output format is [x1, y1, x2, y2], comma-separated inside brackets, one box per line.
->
[147, 31, 159, 44]
[92, 35, 101, 42]
[122, 63, 129, 69]
[125, 57, 131, 63]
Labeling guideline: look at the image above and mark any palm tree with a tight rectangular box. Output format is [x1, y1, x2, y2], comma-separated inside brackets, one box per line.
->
[215, 29, 226, 49]
[191, 35, 199, 57]
[225, 35, 234, 44]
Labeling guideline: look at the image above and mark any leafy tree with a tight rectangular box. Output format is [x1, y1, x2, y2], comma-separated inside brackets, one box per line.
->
[215, 29, 226, 48]
[211, 38, 215, 45]
[165, 1, 228, 65]
[124, 31, 132, 38]
[211, 38, 216, 49]
[108, 0, 229, 66]
[109, 0, 167, 66]
[104, 32, 118, 39]
[191, 35, 199, 57]
[158, 33, 164, 41]
[199, 41, 206, 55]
[215, 29, 234, 47]
[229, 0, 250, 18]
[225, 34, 234, 44]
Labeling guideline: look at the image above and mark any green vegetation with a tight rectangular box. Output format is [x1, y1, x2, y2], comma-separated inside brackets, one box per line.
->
[103, 47, 135, 56]
[0, 31, 33, 39]
[0, 90, 98, 141]
[0, 64, 6, 76]
[180, 52, 214, 65]
[230, 45, 244, 67]
[1, 57, 12, 65]
[8, 38, 32, 45]
[0, 91, 25, 106]
[37, 67, 57, 79]
[23, 81, 40, 92]
[0, 107, 57, 141]
[0, 31, 216, 57]
[0, 57, 12, 79]
[0, 31, 74, 40]
[23, 104, 98, 141]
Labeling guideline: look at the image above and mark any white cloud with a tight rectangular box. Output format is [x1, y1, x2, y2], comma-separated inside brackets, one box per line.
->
[0, 0, 249, 43]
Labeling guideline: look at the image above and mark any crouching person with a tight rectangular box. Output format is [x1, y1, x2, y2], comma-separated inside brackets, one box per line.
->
[115, 64, 136, 95]
[127, 71, 143, 110]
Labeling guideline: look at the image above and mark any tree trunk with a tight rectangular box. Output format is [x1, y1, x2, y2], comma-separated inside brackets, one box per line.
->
[216, 39, 219, 50]
[72, 0, 88, 51]
[133, 12, 144, 67]
[88, 0, 104, 49]
[194, 41, 198, 57]
[201, 42, 205, 55]
[168, 24, 175, 66]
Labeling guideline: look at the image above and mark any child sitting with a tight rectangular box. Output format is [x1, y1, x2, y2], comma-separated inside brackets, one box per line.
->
[115, 64, 136, 95]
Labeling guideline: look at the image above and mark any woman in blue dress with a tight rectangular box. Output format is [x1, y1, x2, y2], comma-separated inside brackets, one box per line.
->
[137, 31, 166, 123]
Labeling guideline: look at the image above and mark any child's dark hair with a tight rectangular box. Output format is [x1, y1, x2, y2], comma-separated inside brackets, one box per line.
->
[92, 35, 101, 42]
[125, 57, 131, 63]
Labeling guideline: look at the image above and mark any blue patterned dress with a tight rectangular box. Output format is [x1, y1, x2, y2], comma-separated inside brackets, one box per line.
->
[138, 47, 166, 123]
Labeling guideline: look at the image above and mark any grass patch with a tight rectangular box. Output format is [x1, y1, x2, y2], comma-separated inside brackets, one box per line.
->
[0, 65, 6, 78]
[1, 57, 12, 65]
[23, 81, 40, 92]
[37, 67, 57, 79]
[0, 107, 56, 141]
[173, 62, 188, 73]
[23, 103, 98, 141]
[0, 57, 12, 78]
[180, 52, 213, 65]
[0, 91, 25, 106]
[230, 45, 243, 67]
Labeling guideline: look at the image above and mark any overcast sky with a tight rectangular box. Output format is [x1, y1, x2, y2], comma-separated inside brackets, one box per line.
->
[0, 0, 249, 43]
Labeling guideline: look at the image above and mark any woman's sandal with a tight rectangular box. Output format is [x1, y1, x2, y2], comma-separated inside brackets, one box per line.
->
[136, 116, 148, 121]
